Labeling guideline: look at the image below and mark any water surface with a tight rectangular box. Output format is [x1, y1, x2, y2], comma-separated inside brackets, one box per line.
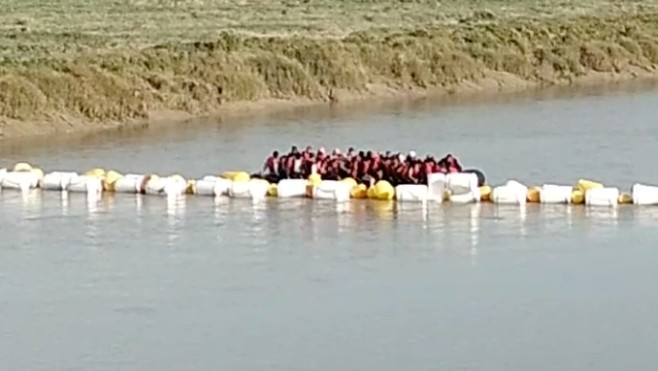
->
[2, 83, 658, 371]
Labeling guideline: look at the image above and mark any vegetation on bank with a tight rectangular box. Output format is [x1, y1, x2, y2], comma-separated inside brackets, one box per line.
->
[1, 0, 658, 133]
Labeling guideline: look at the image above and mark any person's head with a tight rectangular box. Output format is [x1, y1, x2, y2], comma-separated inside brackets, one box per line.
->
[291, 145, 299, 154]
[358, 151, 365, 158]
[305, 145, 313, 152]
[273, 150, 279, 158]
[332, 148, 341, 156]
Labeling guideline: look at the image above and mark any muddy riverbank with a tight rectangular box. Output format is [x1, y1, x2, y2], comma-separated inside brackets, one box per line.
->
[2, 0, 658, 140]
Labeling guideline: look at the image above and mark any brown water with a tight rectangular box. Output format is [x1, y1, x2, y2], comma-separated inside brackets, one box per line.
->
[2, 83, 658, 371]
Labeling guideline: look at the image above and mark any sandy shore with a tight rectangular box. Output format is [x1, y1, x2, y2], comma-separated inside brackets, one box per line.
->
[2, 0, 658, 141]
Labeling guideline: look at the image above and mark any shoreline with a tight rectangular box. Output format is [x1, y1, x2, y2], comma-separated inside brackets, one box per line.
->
[2, 68, 658, 144]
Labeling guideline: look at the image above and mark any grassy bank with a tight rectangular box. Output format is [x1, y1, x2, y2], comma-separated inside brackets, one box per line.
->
[2, 0, 658, 139]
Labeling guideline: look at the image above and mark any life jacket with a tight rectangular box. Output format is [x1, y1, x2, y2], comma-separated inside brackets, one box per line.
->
[302, 155, 315, 176]
[266, 156, 278, 174]
[424, 162, 434, 176]
[446, 156, 462, 173]
[286, 156, 297, 175]
[316, 159, 327, 175]
[412, 163, 423, 183]
[328, 161, 340, 180]
[360, 160, 371, 178]
[370, 159, 380, 175]
[278, 155, 289, 176]
[431, 163, 440, 174]
[337, 159, 350, 178]
[350, 160, 360, 179]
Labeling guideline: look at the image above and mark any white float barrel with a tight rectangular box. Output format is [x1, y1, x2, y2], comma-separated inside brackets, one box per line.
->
[194, 179, 216, 196]
[276, 179, 308, 198]
[492, 180, 528, 205]
[449, 189, 481, 204]
[144, 177, 167, 195]
[163, 177, 187, 197]
[41, 172, 79, 191]
[114, 174, 145, 193]
[632, 184, 658, 205]
[313, 180, 351, 202]
[229, 181, 251, 198]
[202, 175, 220, 182]
[197, 176, 231, 196]
[540, 185, 573, 204]
[585, 187, 619, 206]
[427, 173, 446, 202]
[0, 171, 39, 191]
[229, 179, 269, 200]
[213, 178, 232, 197]
[446, 172, 480, 203]
[68, 175, 103, 195]
[447, 173, 478, 195]
[395, 184, 429, 202]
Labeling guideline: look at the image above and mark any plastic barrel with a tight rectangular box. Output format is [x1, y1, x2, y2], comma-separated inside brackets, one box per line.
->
[462, 169, 486, 187]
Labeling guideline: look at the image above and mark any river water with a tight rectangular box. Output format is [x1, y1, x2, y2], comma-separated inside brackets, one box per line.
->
[2, 82, 658, 371]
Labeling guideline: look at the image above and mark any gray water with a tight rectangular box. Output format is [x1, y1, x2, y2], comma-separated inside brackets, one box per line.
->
[2, 82, 658, 371]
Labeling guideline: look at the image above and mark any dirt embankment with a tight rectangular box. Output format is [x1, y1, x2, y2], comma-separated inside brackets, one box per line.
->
[2, 1, 658, 140]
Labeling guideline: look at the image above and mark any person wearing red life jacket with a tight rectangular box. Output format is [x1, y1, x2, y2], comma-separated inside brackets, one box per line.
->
[346, 147, 356, 160]
[301, 150, 315, 178]
[412, 160, 425, 184]
[369, 152, 384, 182]
[285, 153, 302, 178]
[262, 150, 280, 178]
[445, 154, 463, 173]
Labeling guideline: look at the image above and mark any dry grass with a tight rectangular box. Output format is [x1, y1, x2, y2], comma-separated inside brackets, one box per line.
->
[1, 0, 658, 136]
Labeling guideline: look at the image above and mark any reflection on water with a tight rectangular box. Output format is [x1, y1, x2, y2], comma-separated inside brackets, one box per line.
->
[165, 195, 186, 248]
[2, 186, 645, 255]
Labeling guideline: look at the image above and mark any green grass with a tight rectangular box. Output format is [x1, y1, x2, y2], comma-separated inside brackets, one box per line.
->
[2, 0, 658, 136]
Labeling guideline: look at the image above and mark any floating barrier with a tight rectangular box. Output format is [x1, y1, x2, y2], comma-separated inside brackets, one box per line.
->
[395, 184, 430, 203]
[3, 162, 658, 208]
[492, 180, 528, 205]
[0, 163, 43, 191]
[585, 187, 619, 207]
[276, 179, 308, 198]
[539, 185, 573, 204]
[632, 184, 658, 206]
[446, 173, 481, 204]
[229, 178, 269, 200]
[312, 180, 352, 202]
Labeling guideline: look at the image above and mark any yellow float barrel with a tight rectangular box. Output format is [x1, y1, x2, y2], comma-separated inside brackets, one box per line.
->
[308, 173, 322, 187]
[13, 162, 33, 172]
[575, 179, 603, 193]
[479, 185, 492, 202]
[351, 184, 368, 199]
[85, 168, 106, 178]
[526, 186, 541, 203]
[571, 189, 585, 204]
[268, 183, 278, 197]
[618, 193, 633, 204]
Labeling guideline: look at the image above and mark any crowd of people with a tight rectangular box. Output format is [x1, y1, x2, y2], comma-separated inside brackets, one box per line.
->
[258, 145, 472, 186]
